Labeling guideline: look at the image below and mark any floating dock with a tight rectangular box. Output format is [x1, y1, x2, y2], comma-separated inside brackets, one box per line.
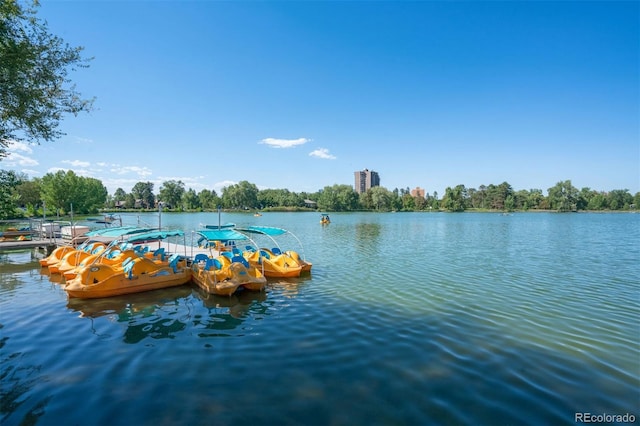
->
[0, 238, 57, 253]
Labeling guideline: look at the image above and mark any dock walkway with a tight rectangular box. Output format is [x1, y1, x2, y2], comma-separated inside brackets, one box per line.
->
[0, 238, 57, 252]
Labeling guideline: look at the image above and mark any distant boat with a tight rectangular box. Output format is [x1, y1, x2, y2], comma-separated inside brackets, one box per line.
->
[320, 214, 331, 225]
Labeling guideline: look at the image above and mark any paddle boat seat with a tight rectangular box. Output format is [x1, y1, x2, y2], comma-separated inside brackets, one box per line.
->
[194, 253, 209, 264]
[231, 255, 250, 268]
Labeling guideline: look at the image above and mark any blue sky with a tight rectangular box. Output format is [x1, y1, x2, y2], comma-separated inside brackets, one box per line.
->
[4, 0, 639, 197]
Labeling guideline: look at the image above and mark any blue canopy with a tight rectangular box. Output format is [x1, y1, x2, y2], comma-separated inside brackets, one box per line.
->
[203, 223, 236, 230]
[196, 229, 249, 242]
[84, 226, 156, 237]
[236, 226, 288, 236]
[124, 230, 184, 243]
[234, 225, 306, 259]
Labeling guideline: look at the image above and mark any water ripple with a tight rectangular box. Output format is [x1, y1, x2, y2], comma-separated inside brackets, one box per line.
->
[1, 213, 638, 425]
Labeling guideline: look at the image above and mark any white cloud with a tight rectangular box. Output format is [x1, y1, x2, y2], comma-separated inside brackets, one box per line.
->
[259, 137, 310, 148]
[4, 152, 39, 167]
[110, 165, 153, 176]
[73, 169, 94, 178]
[6, 141, 33, 154]
[213, 180, 237, 193]
[74, 137, 93, 144]
[45, 166, 94, 178]
[309, 148, 336, 160]
[4, 141, 38, 166]
[62, 159, 91, 168]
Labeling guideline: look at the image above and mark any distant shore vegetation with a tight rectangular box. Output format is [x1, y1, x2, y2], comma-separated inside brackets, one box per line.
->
[1, 170, 638, 220]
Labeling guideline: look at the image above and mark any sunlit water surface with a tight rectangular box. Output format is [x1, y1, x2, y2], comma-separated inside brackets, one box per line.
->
[1, 212, 638, 425]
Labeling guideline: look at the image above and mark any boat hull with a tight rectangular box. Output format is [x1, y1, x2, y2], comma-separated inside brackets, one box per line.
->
[40, 246, 75, 267]
[245, 250, 302, 278]
[190, 258, 266, 295]
[64, 257, 191, 299]
[191, 272, 239, 296]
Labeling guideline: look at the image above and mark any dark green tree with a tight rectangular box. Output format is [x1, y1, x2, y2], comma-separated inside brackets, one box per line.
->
[548, 180, 578, 212]
[258, 188, 303, 208]
[587, 192, 607, 210]
[0, 169, 21, 218]
[369, 186, 392, 211]
[158, 180, 185, 209]
[80, 177, 107, 213]
[13, 172, 39, 208]
[131, 181, 155, 209]
[197, 189, 219, 210]
[124, 193, 136, 209]
[317, 184, 359, 211]
[112, 188, 127, 207]
[606, 189, 633, 210]
[40, 170, 106, 214]
[0, 0, 94, 157]
[222, 181, 259, 209]
[442, 185, 467, 212]
[181, 188, 200, 211]
[401, 193, 416, 211]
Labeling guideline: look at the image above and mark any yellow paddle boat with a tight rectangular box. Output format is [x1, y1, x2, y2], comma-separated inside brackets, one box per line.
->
[236, 226, 313, 276]
[243, 248, 302, 278]
[54, 242, 107, 275]
[65, 253, 190, 299]
[64, 230, 191, 299]
[40, 245, 76, 268]
[191, 231, 268, 295]
[62, 246, 166, 281]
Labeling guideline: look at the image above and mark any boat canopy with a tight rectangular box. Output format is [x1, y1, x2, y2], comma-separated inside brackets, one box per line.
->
[84, 226, 156, 238]
[234, 226, 306, 259]
[124, 230, 184, 243]
[203, 223, 236, 230]
[196, 229, 249, 242]
[235, 226, 288, 236]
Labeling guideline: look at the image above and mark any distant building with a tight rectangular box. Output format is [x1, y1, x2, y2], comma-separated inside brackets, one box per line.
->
[411, 187, 425, 198]
[354, 169, 380, 194]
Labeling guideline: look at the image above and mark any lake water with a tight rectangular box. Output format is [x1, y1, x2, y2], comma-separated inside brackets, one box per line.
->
[1, 212, 638, 426]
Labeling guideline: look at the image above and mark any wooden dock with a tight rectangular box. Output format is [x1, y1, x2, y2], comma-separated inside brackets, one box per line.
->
[0, 238, 57, 253]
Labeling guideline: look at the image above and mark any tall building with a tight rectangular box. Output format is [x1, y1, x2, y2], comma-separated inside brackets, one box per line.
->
[354, 169, 380, 194]
[411, 187, 425, 198]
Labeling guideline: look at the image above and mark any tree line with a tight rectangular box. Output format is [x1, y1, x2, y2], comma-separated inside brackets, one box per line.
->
[1, 169, 638, 220]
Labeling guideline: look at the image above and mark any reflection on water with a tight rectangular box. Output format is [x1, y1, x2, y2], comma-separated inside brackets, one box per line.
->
[354, 222, 381, 244]
[65, 285, 277, 343]
[0, 350, 51, 426]
[66, 286, 192, 319]
[192, 287, 269, 338]
[42, 269, 65, 284]
[67, 286, 191, 344]
[267, 275, 312, 298]
[1, 212, 638, 426]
